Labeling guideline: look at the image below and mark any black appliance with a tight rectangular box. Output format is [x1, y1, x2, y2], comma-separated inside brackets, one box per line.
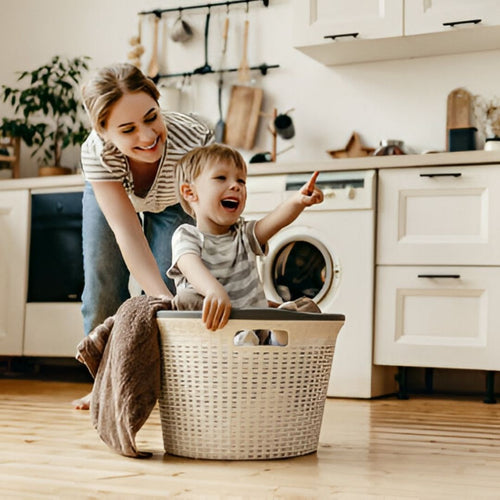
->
[28, 191, 84, 302]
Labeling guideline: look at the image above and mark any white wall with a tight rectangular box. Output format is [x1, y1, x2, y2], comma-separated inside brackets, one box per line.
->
[1, 0, 500, 177]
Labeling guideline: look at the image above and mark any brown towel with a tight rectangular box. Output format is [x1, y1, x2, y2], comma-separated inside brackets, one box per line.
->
[77, 295, 172, 458]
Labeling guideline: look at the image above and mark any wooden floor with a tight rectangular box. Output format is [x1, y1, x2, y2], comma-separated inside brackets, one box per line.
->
[2, 379, 500, 499]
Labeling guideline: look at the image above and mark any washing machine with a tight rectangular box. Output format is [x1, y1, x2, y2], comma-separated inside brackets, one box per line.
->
[245, 169, 393, 398]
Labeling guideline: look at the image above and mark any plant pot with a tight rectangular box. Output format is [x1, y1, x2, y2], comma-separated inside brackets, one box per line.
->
[38, 166, 73, 176]
[0, 169, 13, 179]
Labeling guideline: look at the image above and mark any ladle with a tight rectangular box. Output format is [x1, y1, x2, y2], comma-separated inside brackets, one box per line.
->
[193, 9, 212, 75]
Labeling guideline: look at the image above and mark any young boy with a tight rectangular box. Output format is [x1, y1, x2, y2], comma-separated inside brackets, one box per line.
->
[168, 143, 323, 333]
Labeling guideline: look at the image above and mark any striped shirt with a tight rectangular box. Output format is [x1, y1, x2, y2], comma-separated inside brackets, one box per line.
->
[80, 111, 213, 213]
[167, 219, 268, 308]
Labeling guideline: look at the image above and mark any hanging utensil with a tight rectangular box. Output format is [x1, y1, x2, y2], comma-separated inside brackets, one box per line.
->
[215, 15, 230, 143]
[147, 14, 160, 79]
[171, 9, 194, 43]
[193, 9, 213, 75]
[237, 18, 251, 84]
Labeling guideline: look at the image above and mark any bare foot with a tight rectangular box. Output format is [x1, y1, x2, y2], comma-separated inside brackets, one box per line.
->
[72, 392, 91, 410]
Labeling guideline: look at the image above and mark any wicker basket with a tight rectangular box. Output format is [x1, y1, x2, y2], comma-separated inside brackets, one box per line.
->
[157, 308, 345, 460]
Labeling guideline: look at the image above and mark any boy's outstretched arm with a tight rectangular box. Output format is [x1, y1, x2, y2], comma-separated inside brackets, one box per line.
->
[254, 171, 323, 246]
[176, 253, 232, 331]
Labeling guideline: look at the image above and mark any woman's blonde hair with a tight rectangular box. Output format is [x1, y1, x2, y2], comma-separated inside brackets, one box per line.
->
[81, 63, 160, 134]
[175, 143, 247, 218]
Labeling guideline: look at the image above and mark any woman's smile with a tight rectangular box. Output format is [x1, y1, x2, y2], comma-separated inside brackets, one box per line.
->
[136, 136, 160, 151]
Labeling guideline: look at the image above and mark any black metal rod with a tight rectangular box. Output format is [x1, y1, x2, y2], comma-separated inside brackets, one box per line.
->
[139, 0, 268, 17]
[484, 371, 497, 404]
[156, 63, 279, 79]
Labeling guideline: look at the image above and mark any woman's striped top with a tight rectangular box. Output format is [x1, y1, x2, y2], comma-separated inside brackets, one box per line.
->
[80, 111, 214, 213]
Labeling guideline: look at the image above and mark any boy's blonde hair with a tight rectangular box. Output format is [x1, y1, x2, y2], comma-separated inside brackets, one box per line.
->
[175, 143, 247, 218]
[81, 63, 160, 135]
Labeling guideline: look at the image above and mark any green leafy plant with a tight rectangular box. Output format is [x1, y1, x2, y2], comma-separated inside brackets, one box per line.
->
[0, 55, 91, 167]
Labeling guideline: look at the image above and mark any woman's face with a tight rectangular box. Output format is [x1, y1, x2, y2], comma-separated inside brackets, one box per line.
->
[102, 91, 166, 165]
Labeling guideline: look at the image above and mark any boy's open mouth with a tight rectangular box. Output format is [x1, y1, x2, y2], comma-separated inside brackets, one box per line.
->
[221, 198, 239, 210]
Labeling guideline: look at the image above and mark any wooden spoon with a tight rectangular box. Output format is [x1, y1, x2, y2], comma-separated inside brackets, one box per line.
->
[237, 19, 250, 84]
[147, 15, 160, 79]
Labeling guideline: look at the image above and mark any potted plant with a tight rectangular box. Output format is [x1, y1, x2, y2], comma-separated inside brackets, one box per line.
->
[0, 55, 91, 176]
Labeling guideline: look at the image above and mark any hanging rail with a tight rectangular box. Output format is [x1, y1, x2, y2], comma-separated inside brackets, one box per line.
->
[156, 62, 278, 81]
[139, 0, 269, 17]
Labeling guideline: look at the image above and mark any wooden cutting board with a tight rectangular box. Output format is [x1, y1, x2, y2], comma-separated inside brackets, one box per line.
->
[224, 85, 263, 150]
[446, 88, 473, 147]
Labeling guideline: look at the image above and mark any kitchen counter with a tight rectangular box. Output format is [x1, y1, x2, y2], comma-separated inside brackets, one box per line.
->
[247, 149, 500, 176]
[0, 173, 84, 191]
[1, 150, 500, 190]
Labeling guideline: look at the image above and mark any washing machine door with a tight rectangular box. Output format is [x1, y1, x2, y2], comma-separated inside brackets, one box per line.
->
[260, 226, 340, 305]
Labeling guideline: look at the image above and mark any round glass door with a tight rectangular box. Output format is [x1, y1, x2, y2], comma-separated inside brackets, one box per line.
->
[270, 238, 337, 304]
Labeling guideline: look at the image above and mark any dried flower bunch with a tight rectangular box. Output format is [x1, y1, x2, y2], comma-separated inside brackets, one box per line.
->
[473, 94, 500, 139]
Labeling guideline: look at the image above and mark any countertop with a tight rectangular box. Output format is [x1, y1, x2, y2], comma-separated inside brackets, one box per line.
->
[1, 150, 500, 191]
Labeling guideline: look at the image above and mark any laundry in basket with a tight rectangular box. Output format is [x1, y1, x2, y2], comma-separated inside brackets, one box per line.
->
[157, 308, 345, 460]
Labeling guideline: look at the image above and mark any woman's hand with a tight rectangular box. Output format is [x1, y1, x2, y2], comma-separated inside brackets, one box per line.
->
[202, 286, 232, 331]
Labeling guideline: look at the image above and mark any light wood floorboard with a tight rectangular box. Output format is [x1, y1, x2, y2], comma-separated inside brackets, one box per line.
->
[1, 379, 500, 499]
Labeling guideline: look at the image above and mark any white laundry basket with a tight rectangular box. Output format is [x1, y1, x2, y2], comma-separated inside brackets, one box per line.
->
[157, 308, 345, 460]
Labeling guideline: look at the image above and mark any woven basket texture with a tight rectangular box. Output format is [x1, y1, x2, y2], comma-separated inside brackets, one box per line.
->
[157, 315, 343, 460]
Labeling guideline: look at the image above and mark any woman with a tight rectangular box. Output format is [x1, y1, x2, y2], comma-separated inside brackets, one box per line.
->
[74, 63, 213, 409]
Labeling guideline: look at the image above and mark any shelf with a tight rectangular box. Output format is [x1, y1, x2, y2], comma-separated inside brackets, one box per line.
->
[295, 24, 500, 66]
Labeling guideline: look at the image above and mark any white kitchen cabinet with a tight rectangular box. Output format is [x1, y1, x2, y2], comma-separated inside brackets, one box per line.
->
[405, 0, 500, 35]
[293, 0, 403, 47]
[374, 266, 500, 370]
[24, 303, 84, 357]
[374, 164, 500, 378]
[377, 166, 500, 266]
[0, 190, 30, 355]
[294, 0, 500, 65]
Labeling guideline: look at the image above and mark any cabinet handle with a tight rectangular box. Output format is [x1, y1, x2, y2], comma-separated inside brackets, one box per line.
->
[443, 19, 481, 28]
[418, 274, 461, 279]
[419, 172, 462, 178]
[324, 32, 359, 41]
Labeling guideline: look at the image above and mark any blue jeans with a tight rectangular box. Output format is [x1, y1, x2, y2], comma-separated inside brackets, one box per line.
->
[81, 182, 193, 335]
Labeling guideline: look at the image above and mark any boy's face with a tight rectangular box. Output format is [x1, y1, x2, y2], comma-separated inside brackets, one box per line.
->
[182, 159, 247, 234]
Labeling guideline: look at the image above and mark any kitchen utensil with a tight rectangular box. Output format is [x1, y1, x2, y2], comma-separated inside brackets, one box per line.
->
[274, 113, 295, 140]
[373, 139, 407, 156]
[215, 16, 230, 143]
[193, 10, 212, 75]
[224, 85, 263, 149]
[170, 13, 193, 43]
[446, 88, 473, 149]
[147, 15, 160, 79]
[237, 19, 251, 84]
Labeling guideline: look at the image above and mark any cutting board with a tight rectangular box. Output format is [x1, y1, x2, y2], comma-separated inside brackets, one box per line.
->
[446, 88, 473, 147]
[224, 85, 263, 150]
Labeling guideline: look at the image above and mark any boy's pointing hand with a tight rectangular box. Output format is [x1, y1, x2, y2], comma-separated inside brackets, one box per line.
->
[300, 171, 323, 206]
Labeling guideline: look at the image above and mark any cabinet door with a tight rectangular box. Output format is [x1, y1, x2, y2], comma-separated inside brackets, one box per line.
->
[374, 266, 500, 370]
[24, 303, 84, 357]
[377, 166, 500, 266]
[405, 0, 500, 35]
[293, 0, 403, 47]
[0, 190, 29, 355]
